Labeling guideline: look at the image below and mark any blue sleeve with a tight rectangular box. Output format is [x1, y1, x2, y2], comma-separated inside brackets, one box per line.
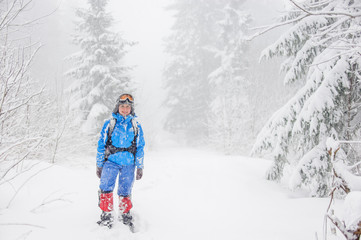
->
[96, 120, 110, 168]
[135, 123, 145, 169]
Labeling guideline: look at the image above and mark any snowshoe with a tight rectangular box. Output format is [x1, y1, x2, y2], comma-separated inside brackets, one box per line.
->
[119, 212, 135, 233]
[97, 211, 114, 229]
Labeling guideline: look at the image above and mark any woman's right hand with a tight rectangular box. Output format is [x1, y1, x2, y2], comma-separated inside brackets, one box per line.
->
[96, 166, 103, 178]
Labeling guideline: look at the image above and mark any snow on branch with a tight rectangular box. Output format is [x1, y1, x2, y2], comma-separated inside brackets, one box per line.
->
[0, 87, 44, 117]
[31, 192, 73, 213]
[326, 138, 361, 192]
[0, 139, 43, 181]
[327, 214, 360, 240]
[247, 13, 310, 41]
[0, 0, 33, 31]
[0, 0, 59, 30]
[6, 164, 53, 208]
[289, 0, 361, 19]
[324, 138, 361, 240]
[0, 137, 44, 159]
[247, 0, 361, 41]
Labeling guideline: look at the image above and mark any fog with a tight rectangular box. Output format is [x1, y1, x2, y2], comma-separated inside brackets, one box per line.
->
[29, 0, 171, 96]
[28, 0, 285, 88]
[24, 0, 291, 149]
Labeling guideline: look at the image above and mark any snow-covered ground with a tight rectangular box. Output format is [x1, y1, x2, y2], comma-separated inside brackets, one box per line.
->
[0, 147, 341, 240]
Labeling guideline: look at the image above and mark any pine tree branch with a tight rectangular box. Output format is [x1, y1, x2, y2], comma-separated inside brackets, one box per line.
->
[308, 48, 355, 67]
[348, 161, 361, 170]
[247, 13, 310, 41]
[248, 0, 361, 41]
[289, 0, 361, 18]
[338, 141, 361, 144]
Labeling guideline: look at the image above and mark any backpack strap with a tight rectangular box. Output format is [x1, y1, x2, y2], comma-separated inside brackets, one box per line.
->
[131, 118, 139, 139]
[105, 117, 139, 161]
[129, 118, 139, 158]
[104, 118, 116, 161]
[106, 118, 117, 146]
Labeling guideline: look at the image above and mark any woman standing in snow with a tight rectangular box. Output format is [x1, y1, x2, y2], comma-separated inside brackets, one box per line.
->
[95, 93, 145, 231]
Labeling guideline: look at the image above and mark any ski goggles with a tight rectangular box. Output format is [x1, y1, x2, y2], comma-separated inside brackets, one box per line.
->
[118, 94, 134, 103]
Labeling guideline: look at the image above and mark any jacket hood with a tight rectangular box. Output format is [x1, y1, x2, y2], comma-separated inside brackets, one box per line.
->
[111, 112, 134, 123]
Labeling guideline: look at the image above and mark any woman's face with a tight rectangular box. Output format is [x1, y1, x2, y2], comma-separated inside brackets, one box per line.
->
[118, 104, 131, 117]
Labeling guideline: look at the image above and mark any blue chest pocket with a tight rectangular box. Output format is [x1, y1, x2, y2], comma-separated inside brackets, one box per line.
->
[111, 123, 135, 147]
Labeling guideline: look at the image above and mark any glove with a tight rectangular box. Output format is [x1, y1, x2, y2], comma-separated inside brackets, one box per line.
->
[136, 168, 143, 180]
[96, 166, 103, 178]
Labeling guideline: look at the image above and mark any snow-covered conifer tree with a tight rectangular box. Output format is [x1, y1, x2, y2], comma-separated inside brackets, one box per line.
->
[163, 0, 223, 144]
[252, 0, 361, 197]
[67, 0, 132, 134]
[208, 0, 251, 154]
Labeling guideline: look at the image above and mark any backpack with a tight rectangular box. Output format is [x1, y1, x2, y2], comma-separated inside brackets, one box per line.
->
[104, 117, 139, 161]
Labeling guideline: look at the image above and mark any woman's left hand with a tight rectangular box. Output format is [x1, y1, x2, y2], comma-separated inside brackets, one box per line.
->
[136, 168, 143, 180]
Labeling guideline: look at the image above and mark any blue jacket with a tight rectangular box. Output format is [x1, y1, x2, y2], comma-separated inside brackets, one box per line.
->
[96, 113, 145, 169]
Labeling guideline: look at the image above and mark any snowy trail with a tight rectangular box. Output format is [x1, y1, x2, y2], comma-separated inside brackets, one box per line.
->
[138, 148, 329, 240]
[1, 147, 332, 240]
